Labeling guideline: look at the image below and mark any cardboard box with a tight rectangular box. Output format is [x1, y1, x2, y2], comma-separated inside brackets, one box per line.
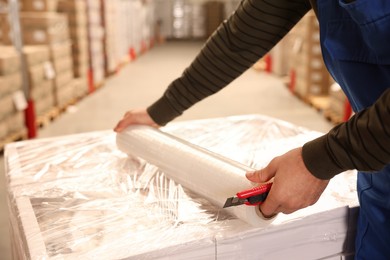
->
[55, 79, 76, 108]
[67, 11, 88, 28]
[50, 43, 72, 61]
[53, 56, 73, 74]
[30, 79, 53, 100]
[0, 46, 20, 75]
[0, 14, 8, 44]
[28, 63, 47, 87]
[86, 0, 101, 12]
[2, 13, 70, 45]
[73, 77, 88, 98]
[0, 73, 22, 98]
[34, 92, 54, 116]
[6, 111, 24, 134]
[73, 61, 88, 78]
[57, 0, 86, 12]
[69, 26, 88, 41]
[24, 45, 50, 66]
[0, 94, 16, 120]
[54, 70, 73, 89]
[288, 11, 330, 98]
[20, 0, 59, 12]
[0, 119, 7, 140]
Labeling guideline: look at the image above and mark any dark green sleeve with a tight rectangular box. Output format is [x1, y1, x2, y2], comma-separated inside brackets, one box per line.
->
[302, 88, 390, 179]
[147, 0, 311, 125]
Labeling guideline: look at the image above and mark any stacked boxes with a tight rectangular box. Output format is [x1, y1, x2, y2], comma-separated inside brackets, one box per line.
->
[0, 46, 26, 141]
[143, 0, 156, 51]
[0, 12, 8, 44]
[57, 0, 89, 98]
[86, 0, 105, 87]
[326, 81, 351, 123]
[2, 12, 70, 46]
[191, 3, 206, 39]
[24, 45, 55, 117]
[116, 0, 133, 63]
[288, 11, 330, 98]
[20, 0, 59, 12]
[172, 0, 192, 39]
[154, 0, 173, 41]
[129, 0, 145, 53]
[268, 35, 294, 77]
[51, 43, 76, 109]
[102, 0, 120, 76]
[224, 0, 240, 19]
[205, 1, 224, 38]
[1, 11, 80, 112]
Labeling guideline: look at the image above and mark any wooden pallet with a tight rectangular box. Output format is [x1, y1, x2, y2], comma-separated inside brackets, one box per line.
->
[0, 128, 28, 153]
[36, 107, 60, 129]
[58, 97, 80, 113]
[306, 95, 329, 112]
[324, 108, 344, 125]
[94, 80, 105, 90]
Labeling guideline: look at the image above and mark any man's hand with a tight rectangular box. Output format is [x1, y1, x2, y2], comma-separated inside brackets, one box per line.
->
[246, 147, 329, 218]
[114, 108, 159, 132]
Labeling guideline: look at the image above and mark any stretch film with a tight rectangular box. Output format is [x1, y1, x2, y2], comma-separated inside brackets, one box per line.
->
[116, 125, 271, 227]
[4, 115, 359, 259]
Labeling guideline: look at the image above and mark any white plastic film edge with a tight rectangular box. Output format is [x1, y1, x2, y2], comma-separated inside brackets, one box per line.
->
[116, 125, 275, 227]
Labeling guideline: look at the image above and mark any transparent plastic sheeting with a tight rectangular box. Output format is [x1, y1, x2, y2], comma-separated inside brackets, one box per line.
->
[116, 125, 270, 227]
[4, 115, 358, 259]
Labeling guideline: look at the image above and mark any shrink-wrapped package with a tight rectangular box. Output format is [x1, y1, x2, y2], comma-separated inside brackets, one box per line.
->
[4, 115, 358, 259]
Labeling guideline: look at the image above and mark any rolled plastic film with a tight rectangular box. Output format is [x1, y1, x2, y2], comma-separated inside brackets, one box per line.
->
[116, 125, 274, 227]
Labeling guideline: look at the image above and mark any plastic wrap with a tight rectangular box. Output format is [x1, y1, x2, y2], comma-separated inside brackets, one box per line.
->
[4, 115, 358, 259]
[117, 125, 272, 227]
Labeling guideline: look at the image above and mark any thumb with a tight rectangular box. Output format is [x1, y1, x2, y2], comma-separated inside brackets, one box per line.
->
[246, 162, 276, 183]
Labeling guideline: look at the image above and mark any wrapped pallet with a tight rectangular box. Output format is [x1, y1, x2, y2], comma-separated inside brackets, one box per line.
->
[4, 115, 358, 259]
[19, 0, 59, 12]
[172, 0, 192, 39]
[102, 0, 120, 76]
[288, 11, 330, 99]
[57, 0, 89, 82]
[191, 2, 206, 39]
[1, 12, 79, 111]
[86, 0, 105, 88]
[325, 81, 352, 124]
[24, 45, 56, 118]
[0, 46, 26, 144]
[205, 0, 224, 38]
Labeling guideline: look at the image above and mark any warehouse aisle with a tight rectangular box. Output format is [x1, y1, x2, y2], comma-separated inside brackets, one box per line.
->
[0, 41, 333, 259]
[37, 41, 333, 138]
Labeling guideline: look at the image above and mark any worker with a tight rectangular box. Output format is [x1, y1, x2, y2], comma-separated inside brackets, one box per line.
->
[114, 0, 390, 258]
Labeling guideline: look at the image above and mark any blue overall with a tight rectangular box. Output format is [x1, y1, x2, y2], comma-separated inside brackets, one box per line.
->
[317, 0, 390, 258]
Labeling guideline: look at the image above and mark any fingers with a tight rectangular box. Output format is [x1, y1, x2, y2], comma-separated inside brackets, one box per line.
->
[114, 121, 127, 132]
[114, 116, 133, 132]
[245, 158, 277, 183]
[260, 201, 303, 218]
[259, 193, 279, 218]
[114, 109, 159, 132]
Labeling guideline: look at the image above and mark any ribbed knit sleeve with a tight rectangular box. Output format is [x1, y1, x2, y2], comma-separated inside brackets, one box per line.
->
[302, 88, 390, 180]
[147, 0, 311, 125]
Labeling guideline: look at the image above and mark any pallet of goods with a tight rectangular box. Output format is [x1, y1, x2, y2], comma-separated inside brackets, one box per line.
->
[0, 46, 27, 150]
[288, 11, 331, 101]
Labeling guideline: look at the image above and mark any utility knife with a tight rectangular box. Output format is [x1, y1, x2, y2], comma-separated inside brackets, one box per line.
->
[223, 182, 273, 208]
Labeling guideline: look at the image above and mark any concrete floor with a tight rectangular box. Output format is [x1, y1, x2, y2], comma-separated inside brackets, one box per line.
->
[0, 41, 333, 259]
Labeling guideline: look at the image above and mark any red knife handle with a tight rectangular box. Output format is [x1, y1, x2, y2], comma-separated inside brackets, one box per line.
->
[236, 183, 273, 199]
[236, 183, 273, 206]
